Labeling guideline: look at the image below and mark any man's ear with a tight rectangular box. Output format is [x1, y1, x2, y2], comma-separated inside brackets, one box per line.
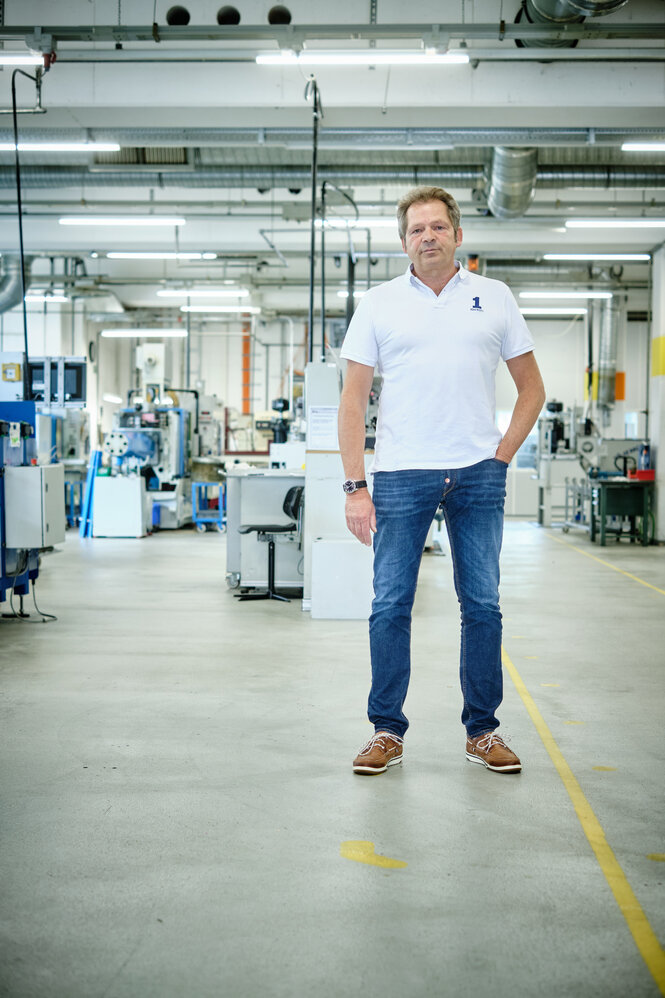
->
[401, 238, 406, 253]
[456, 227, 463, 249]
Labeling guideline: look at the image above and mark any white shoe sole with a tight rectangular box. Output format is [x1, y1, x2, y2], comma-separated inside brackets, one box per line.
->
[353, 755, 403, 775]
[466, 751, 521, 773]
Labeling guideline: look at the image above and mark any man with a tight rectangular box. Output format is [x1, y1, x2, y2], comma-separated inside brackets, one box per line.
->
[338, 186, 545, 776]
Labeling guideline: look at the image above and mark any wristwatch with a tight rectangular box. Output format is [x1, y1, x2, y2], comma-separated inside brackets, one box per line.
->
[343, 479, 368, 494]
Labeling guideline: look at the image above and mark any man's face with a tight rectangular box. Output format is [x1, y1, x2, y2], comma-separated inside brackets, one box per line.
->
[401, 200, 463, 275]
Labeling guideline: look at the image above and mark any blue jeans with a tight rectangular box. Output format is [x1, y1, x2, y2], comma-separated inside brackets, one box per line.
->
[368, 459, 508, 740]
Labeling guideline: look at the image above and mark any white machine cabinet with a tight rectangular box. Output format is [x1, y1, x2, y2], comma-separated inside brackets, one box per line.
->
[4, 463, 66, 547]
[93, 475, 150, 538]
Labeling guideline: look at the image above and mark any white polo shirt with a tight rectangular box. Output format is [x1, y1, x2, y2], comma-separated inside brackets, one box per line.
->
[340, 263, 535, 471]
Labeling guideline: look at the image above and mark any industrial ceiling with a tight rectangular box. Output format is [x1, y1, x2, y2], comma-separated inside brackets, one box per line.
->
[0, 0, 664, 316]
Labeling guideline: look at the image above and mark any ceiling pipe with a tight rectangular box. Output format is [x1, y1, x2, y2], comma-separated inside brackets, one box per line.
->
[0, 254, 32, 313]
[0, 165, 663, 190]
[2, 126, 663, 147]
[517, 0, 629, 49]
[597, 296, 620, 409]
[487, 147, 538, 219]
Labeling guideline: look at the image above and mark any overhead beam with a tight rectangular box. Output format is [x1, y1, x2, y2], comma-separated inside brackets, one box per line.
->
[2, 22, 664, 45]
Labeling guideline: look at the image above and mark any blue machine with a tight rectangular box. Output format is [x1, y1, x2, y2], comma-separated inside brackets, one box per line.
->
[0, 402, 40, 609]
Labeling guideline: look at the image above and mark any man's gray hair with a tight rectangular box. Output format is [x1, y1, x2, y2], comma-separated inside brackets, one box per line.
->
[396, 186, 462, 241]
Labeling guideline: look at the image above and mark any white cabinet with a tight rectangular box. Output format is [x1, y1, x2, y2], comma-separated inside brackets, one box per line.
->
[4, 464, 66, 547]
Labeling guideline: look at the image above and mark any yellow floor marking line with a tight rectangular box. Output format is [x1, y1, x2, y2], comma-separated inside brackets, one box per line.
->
[593, 766, 617, 772]
[541, 683, 560, 687]
[549, 534, 665, 597]
[565, 720, 585, 725]
[524, 655, 539, 660]
[503, 647, 665, 995]
[648, 855, 665, 863]
[340, 841, 407, 869]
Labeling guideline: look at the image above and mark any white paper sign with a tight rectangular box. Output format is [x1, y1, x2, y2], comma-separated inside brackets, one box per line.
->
[307, 405, 339, 450]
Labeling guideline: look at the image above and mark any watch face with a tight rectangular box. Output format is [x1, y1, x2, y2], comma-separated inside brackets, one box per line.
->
[343, 480, 355, 494]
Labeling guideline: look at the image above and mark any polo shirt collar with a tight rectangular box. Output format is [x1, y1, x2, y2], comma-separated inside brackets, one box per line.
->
[405, 260, 468, 288]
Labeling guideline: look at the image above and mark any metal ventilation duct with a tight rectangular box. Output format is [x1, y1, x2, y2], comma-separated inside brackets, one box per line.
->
[0, 165, 662, 191]
[518, 0, 629, 48]
[0, 255, 32, 314]
[597, 297, 619, 407]
[487, 147, 538, 219]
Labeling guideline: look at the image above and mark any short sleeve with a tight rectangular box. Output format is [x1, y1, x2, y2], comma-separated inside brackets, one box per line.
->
[501, 286, 535, 362]
[339, 292, 378, 368]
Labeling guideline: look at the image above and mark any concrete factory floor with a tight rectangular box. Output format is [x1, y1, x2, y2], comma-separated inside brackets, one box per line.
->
[1, 520, 664, 998]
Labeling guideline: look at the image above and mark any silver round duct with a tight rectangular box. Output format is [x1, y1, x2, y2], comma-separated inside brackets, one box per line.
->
[0, 255, 32, 314]
[518, 0, 629, 48]
[487, 148, 538, 219]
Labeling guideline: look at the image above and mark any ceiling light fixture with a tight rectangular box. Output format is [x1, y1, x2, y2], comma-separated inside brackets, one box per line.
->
[337, 290, 368, 299]
[100, 328, 187, 338]
[0, 141, 122, 153]
[25, 294, 69, 303]
[621, 142, 665, 152]
[256, 50, 469, 67]
[565, 219, 665, 229]
[180, 305, 261, 314]
[106, 252, 216, 260]
[102, 393, 123, 404]
[315, 218, 397, 229]
[543, 253, 651, 262]
[519, 290, 612, 300]
[156, 288, 249, 298]
[0, 53, 44, 66]
[520, 307, 588, 316]
[60, 216, 186, 227]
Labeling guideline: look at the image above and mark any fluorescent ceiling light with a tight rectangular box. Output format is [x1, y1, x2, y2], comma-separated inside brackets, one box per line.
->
[621, 142, 665, 152]
[316, 218, 397, 229]
[102, 393, 123, 404]
[520, 307, 587, 316]
[60, 216, 185, 227]
[0, 141, 121, 153]
[256, 50, 469, 66]
[180, 305, 261, 314]
[106, 252, 216, 260]
[543, 253, 651, 262]
[565, 219, 665, 229]
[100, 328, 187, 338]
[0, 54, 43, 66]
[519, 290, 612, 300]
[337, 290, 367, 298]
[25, 294, 69, 303]
[156, 288, 249, 298]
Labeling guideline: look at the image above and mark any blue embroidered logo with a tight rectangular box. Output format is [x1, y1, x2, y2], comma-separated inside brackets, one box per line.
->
[470, 296, 483, 311]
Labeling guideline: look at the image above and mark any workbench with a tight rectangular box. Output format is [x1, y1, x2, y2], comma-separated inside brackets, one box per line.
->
[589, 479, 653, 546]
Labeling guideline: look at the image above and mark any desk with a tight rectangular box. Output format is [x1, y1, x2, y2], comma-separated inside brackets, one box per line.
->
[589, 479, 653, 546]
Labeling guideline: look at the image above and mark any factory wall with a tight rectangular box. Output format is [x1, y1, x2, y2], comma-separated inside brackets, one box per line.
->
[1, 303, 650, 450]
[495, 315, 650, 441]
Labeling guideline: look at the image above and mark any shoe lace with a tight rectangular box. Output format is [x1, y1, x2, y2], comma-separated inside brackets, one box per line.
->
[476, 731, 510, 751]
[359, 731, 402, 755]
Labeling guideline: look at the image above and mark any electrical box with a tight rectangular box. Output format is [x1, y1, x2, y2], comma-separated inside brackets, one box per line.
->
[4, 463, 66, 547]
[0, 352, 25, 402]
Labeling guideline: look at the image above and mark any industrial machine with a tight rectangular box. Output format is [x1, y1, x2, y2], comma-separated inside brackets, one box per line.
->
[1, 351, 89, 529]
[97, 402, 192, 534]
[93, 345, 225, 535]
[0, 400, 65, 616]
[536, 400, 652, 531]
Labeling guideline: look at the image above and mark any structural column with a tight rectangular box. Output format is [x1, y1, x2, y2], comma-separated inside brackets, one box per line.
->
[650, 246, 665, 542]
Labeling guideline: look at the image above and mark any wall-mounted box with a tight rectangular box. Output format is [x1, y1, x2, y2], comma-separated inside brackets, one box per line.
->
[4, 463, 65, 547]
